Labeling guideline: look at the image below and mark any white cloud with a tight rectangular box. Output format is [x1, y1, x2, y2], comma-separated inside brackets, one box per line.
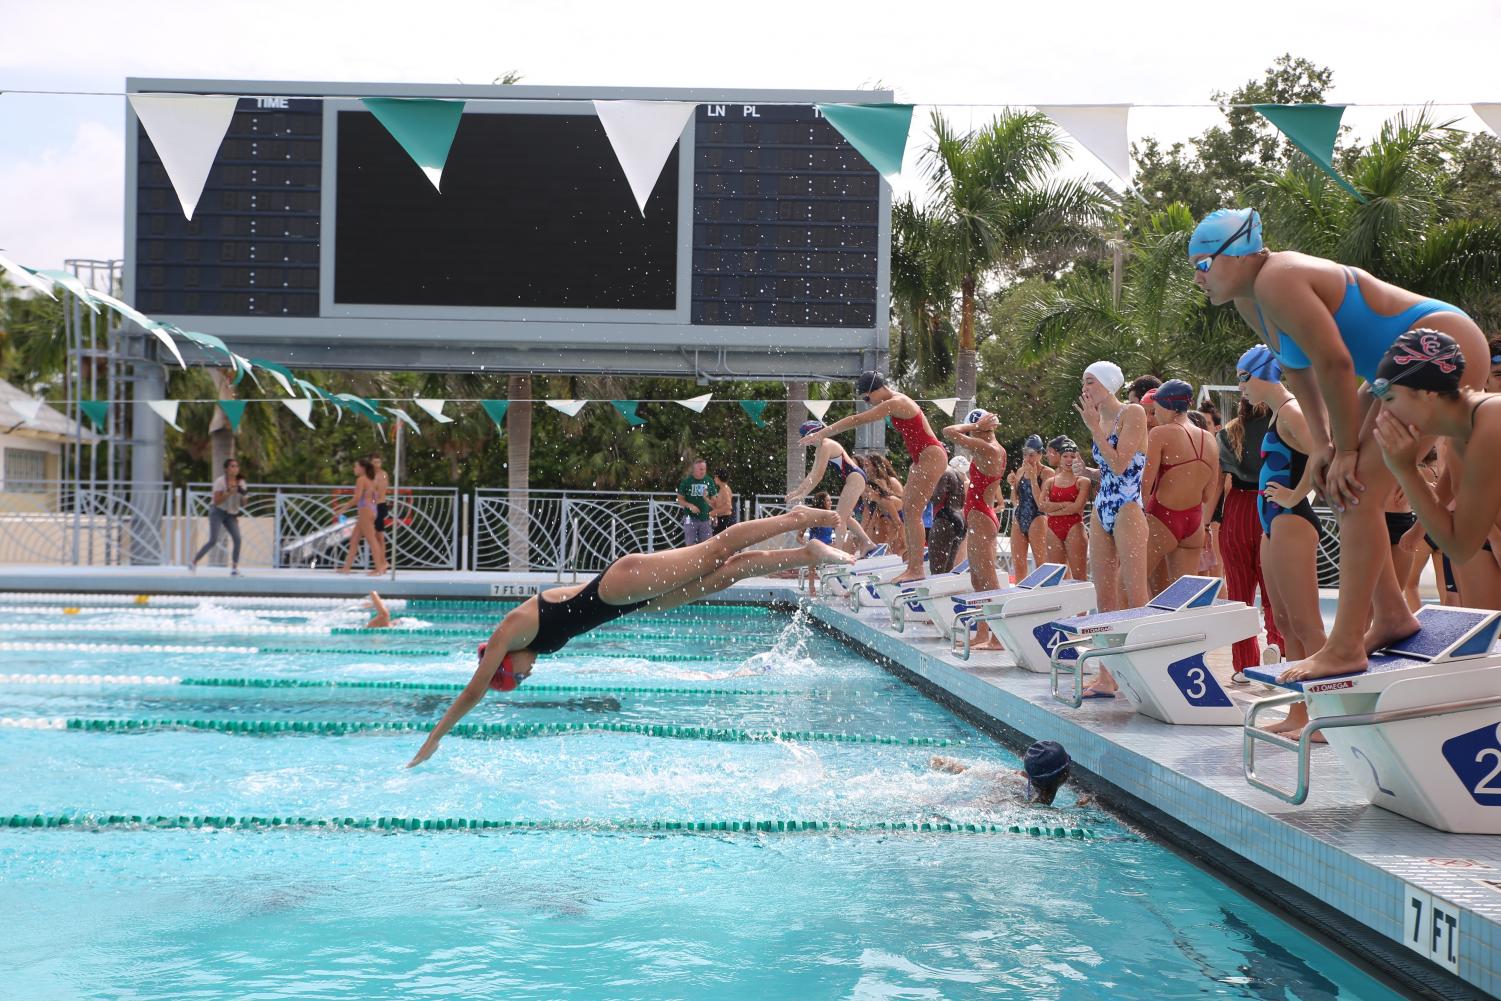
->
[0, 120, 123, 271]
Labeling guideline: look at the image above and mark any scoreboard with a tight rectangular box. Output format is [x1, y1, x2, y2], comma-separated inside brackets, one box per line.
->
[126, 80, 891, 380]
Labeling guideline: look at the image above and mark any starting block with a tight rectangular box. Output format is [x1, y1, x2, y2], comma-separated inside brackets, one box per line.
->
[874, 560, 978, 629]
[951, 564, 1097, 666]
[1243, 605, 1501, 834]
[1047, 576, 1248, 705]
[815, 550, 902, 598]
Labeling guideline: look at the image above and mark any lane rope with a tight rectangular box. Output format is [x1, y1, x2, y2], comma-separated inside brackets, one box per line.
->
[0, 812, 1112, 839]
[0, 674, 797, 697]
[5, 717, 958, 746]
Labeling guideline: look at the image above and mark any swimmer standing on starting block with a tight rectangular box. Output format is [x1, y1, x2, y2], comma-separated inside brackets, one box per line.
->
[405, 506, 850, 767]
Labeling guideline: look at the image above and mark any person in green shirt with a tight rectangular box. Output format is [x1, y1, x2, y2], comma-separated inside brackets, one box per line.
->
[677, 458, 719, 546]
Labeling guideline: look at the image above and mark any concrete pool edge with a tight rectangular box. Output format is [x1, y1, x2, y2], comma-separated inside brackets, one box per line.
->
[799, 596, 1501, 1001]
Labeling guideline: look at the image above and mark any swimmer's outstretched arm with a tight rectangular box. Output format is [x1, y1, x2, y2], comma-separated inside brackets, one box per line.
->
[406, 612, 532, 768]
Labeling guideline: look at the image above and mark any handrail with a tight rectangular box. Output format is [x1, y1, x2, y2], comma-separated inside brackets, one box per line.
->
[952, 601, 1066, 661]
[1243, 691, 1501, 805]
[1049, 633, 1207, 707]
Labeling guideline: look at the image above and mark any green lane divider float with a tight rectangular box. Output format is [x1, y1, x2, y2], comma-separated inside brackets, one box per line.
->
[257, 647, 451, 657]
[1, 812, 1107, 839]
[62, 717, 955, 746]
[404, 600, 767, 616]
[261, 648, 728, 664]
[178, 677, 792, 696]
[331, 628, 751, 642]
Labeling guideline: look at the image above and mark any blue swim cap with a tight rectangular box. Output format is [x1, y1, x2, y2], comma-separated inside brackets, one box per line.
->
[1189, 208, 1263, 259]
[1023, 434, 1044, 452]
[1237, 344, 1282, 383]
[799, 420, 825, 438]
[1155, 379, 1194, 412]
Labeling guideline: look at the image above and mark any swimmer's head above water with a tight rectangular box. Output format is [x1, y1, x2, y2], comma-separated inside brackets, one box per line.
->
[1023, 740, 1072, 805]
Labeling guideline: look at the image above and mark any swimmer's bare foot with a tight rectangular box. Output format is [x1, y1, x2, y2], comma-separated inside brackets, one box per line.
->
[1261, 703, 1326, 742]
[1277, 643, 1368, 683]
[804, 539, 855, 566]
[970, 637, 1004, 651]
[792, 507, 840, 531]
[336, 567, 352, 575]
[891, 568, 927, 585]
[1362, 613, 1421, 656]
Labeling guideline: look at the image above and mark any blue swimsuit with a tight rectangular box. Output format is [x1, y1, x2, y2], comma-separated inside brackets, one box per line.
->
[1091, 408, 1145, 535]
[1256, 267, 1466, 381]
[1013, 476, 1041, 534]
[1257, 403, 1322, 538]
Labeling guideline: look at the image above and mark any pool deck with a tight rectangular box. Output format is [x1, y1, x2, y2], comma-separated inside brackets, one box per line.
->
[1, 563, 1497, 997]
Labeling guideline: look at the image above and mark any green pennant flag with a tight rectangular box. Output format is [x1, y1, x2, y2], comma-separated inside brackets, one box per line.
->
[249, 358, 297, 396]
[612, 401, 646, 426]
[739, 400, 769, 428]
[216, 399, 248, 432]
[1253, 104, 1365, 202]
[334, 393, 388, 423]
[78, 400, 109, 430]
[816, 103, 915, 179]
[480, 400, 510, 430]
[362, 98, 466, 192]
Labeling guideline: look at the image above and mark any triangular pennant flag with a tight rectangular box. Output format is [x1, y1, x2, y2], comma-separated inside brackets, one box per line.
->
[592, 100, 696, 214]
[230, 353, 261, 389]
[816, 103, 915, 181]
[674, 393, 713, 413]
[385, 407, 422, 435]
[930, 398, 959, 418]
[739, 400, 769, 428]
[282, 397, 315, 429]
[612, 401, 646, 426]
[177, 327, 232, 357]
[10, 398, 44, 424]
[249, 359, 296, 396]
[36, 269, 100, 313]
[95, 297, 189, 371]
[0, 252, 57, 299]
[294, 377, 325, 400]
[146, 399, 183, 432]
[129, 94, 239, 220]
[1253, 104, 1365, 202]
[79, 400, 109, 430]
[361, 98, 466, 192]
[480, 400, 510, 429]
[546, 400, 587, 418]
[216, 399, 247, 432]
[803, 399, 833, 421]
[334, 393, 388, 423]
[414, 398, 455, 424]
[1037, 105, 1133, 185]
[1475, 104, 1501, 138]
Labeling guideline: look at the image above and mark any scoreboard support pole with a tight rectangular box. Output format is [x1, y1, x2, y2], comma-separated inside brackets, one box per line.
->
[130, 343, 168, 561]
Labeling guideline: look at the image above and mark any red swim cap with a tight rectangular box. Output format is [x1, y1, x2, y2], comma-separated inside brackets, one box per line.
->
[478, 643, 519, 691]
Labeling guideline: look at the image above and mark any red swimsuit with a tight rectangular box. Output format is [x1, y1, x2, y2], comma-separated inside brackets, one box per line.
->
[1046, 480, 1083, 542]
[890, 410, 947, 464]
[963, 463, 1002, 529]
[1145, 426, 1212, 542]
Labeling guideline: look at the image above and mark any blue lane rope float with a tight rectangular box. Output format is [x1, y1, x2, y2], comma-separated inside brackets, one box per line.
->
[0, 812, 1111, 839]
[29, 717, 958, 746]
[0, 674, 808, 697]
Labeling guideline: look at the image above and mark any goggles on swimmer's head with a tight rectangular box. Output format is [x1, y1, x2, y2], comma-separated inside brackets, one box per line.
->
[1192, 209, 1260, 273]
[1372, 328, 1465, 400]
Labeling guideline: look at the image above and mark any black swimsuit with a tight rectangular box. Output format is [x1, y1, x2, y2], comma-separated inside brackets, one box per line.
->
[528, 564, 648, 654]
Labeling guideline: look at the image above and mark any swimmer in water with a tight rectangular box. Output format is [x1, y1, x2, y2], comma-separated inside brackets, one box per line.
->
[362, 591, 396, 628]
[929, 740, 1086, 807]
[406, 505, 849, 767]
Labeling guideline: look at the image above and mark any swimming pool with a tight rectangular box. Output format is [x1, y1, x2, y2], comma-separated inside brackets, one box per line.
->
[0, 596, 1408, 999]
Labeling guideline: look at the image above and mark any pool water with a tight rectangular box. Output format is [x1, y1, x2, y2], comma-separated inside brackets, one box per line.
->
[0, 597, 1406, 999]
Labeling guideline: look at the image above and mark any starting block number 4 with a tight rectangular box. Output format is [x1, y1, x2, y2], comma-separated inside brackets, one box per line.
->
[1403, 884, 1460, 974]
[1035, 623, 1078, 661]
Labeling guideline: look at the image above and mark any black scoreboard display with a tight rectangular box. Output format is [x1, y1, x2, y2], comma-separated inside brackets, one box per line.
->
[134, 97, 323, 318]
[127, 81, 889, 377]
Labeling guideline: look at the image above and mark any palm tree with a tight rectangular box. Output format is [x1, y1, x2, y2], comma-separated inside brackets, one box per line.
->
[919, 109, 1108, 409]
[1016, 204, 1250, 435]
[1256, 109, 1501, 324]
[889, 198, 953, 386]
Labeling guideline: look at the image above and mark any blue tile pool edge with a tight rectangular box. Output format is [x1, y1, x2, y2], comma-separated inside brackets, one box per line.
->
[801, 597, 1497, 1001]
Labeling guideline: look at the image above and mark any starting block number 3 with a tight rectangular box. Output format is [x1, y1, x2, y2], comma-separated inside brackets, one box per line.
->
[1403, 884, 1460, 974]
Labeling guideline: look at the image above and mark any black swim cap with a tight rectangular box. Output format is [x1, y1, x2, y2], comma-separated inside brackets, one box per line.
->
[1374, 329, 1465, 397]
[1155, 379, 1194, 412]
[855, 371, 886, 395]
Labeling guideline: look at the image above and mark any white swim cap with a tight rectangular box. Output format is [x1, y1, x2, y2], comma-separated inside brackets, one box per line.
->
[1083, 361, 1124, 395]
[948, 455, 971, 475]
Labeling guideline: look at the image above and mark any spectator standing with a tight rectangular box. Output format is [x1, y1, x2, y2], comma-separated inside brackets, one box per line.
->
[676, 458, 718, 547]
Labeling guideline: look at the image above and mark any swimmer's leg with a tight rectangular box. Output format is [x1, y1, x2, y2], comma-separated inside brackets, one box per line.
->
[641, 540, 853, 613]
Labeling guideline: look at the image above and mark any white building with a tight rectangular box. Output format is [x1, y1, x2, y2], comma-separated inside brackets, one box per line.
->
[0, 379, 95, 504]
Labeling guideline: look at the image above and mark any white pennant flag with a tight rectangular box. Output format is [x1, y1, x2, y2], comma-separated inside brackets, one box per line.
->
[283, 397, 316, 429]
[592, 100, 696, 215]
[546, 399, 588, 418]
[930, 398, 960, 418]
[413, 398, 455, 424]
[37, 269, 100, 312]
[803, 399, 833, 421]
[9, 398, 44, 424]
[1475, 104, 1501, 138]
[129, 94, 239, 220]
[1037, 105, 1133, 185]
[83, 287, 187, 369]
[674, 393, 712, 413]
[146, 400, 184, 432]
[0, 252, 57, 299]
[386, 407, 422, 435]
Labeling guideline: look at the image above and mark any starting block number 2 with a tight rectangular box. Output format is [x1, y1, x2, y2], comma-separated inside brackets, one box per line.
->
[1403, 884, 1460, 974]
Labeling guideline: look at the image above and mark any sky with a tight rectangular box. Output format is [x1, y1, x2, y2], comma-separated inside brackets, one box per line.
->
[1, 0, 1498, 271]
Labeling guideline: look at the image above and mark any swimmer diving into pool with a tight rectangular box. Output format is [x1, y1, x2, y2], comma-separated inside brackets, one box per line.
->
[406, 506, 850, 767]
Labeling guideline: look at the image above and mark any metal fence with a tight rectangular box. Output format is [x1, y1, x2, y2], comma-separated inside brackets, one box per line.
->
[0, 480, 1352, 584]
[0, 481, 178, 566]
